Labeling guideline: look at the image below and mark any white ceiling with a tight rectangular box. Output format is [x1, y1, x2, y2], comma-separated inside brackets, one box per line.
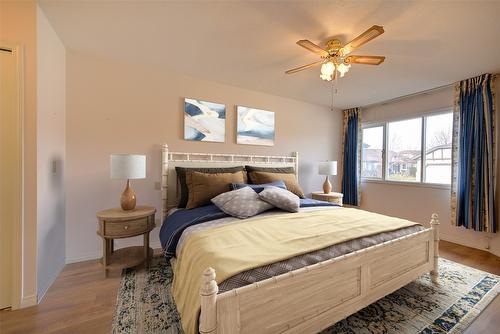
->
[40, 0, 500, 109]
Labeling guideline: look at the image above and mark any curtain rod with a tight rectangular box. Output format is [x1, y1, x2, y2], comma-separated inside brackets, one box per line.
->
[361, 73, 499, 109]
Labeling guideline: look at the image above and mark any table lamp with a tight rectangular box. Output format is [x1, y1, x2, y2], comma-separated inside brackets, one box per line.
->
[318, 161, 337, 194]
[110, 154, 146, 210]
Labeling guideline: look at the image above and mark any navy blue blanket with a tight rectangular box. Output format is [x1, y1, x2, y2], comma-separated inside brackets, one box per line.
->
[160, 199, 336, 257]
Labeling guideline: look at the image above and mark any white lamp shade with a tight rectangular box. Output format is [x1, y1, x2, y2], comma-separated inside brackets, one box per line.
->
[318, 161, 337, 176]
[110, 154, 146, 179]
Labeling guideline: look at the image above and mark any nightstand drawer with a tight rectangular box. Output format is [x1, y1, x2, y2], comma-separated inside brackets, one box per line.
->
[104, 218, 149, 237]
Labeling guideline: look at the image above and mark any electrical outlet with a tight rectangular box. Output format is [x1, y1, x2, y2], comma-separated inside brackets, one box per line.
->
[154, 181, 161, 190]
[52, 160, 57, 173]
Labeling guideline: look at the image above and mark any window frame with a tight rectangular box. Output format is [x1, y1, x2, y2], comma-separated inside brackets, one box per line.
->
[360, 123, 386, 181]
[361, 108, 453, 189]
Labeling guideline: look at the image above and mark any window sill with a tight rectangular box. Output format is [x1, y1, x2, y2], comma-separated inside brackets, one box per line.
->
[361, 178, 451, 190]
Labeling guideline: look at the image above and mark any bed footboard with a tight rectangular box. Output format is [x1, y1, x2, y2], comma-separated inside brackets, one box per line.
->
[200, 213, 440, 334]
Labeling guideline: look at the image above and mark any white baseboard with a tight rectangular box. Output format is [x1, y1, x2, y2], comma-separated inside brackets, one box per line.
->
[37, 259, 66, 303]
[439, 235, 495, 254]
[65, 241, 162, 264]
[439, 235, 479, 250]
[65, 250, 102, 264]
[19, 294, 37, 308]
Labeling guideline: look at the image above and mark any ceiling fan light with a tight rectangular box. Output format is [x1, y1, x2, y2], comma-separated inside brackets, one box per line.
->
[320, 73, 332, 81]
[320, 61, 335, 76]
[337, 63, 351, 78]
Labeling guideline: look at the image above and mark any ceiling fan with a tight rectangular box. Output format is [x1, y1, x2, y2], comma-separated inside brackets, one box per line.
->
[285, 25, 386, 81]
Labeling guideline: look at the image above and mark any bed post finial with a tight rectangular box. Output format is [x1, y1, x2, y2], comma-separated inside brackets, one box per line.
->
[430, 213, 440, 283]
[200, 267, 218, 334]
[293, 151, 299, 181]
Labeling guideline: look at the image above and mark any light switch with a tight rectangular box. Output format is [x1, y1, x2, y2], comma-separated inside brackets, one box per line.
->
[52, 160, 57, 173]
[154, 181, 161, 190]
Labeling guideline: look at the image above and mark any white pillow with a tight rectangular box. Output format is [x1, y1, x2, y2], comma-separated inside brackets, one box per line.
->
[211, 187, 274, 219]
[259, 186, 300, 213]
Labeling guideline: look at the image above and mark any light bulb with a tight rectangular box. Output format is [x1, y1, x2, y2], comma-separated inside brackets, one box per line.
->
[320, 73, 332, 81]
[320, 61, 335, 76]
[337, 63, 351, 78]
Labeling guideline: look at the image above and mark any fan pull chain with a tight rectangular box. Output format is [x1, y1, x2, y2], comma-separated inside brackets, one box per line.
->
[331, 80, 333, 111]
[330, 76, 338, 111]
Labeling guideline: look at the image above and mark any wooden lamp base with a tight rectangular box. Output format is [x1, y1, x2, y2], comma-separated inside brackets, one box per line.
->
[323, 176, 332, 194]
[120, 179, 137, 211]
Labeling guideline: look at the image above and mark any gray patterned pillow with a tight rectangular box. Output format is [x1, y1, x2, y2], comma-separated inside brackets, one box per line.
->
[211, 187, 274, 219]
[258, 186, 300, 213]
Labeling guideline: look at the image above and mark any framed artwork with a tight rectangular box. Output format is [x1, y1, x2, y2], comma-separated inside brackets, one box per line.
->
[184, 98, 226, 142]
[237, 106, 275, 146]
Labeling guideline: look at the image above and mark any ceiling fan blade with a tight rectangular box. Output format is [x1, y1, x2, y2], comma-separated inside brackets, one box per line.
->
[296, 40, 329, 57]
[338, 25, 384, 56]
[345, 55, 385, 65]
[285, 60, 324, 74]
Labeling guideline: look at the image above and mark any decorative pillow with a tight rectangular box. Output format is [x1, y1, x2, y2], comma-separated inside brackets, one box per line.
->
[175, 166, 246, 208]
[248, 171, 305, 198]
[211, 187, 273, 219]
[245, 165, 296, 175]
[185, 171, 246, 209]
[259, 187, 300, 213]
[230, 180, 287, 193]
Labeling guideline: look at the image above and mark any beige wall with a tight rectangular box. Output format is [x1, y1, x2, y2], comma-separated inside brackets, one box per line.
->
[361, 85, 500, 257]
[36, 5, 66, 301]
[0, 0, 38, 307]
[65, 50, 342, 262]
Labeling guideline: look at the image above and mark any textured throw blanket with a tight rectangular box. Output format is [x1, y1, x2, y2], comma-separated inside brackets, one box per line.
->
[172, 208, 420, 334]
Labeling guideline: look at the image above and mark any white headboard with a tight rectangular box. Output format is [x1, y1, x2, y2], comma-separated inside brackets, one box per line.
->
[161, 144, 298, 219]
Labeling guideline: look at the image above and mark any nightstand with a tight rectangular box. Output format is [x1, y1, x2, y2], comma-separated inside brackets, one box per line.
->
[311, 191, 344, 206]
[96, 206, 156, 277]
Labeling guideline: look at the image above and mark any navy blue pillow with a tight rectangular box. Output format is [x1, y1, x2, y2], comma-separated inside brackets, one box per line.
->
[231, 180, 287, 193]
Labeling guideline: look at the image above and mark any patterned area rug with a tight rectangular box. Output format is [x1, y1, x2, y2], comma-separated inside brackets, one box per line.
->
[112, 257, 499, 334]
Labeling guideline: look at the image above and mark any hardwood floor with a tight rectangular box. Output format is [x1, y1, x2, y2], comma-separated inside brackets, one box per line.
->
[1, 242, 499, 334]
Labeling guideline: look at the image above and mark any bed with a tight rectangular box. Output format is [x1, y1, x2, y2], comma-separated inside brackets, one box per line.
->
[159, 144, 440, 334]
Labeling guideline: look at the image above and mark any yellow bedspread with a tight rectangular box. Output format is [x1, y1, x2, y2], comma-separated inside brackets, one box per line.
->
[172, 207, 419, 334]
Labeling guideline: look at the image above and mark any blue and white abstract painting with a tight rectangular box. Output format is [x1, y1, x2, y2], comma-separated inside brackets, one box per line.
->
[184, 98, 226, 142]
[237, 106, 275, 146]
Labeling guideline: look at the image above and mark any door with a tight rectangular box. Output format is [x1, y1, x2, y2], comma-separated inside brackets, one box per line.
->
[0, 45, 22, 309]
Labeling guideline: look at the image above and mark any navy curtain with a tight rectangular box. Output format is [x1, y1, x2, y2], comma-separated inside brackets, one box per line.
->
[451, 74, 496, 232]
[341, 108, 361, 206]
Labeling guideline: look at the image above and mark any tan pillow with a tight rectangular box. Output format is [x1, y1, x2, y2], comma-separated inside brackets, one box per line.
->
[249, 171, 305, 198]
[186, 171, 246, 209]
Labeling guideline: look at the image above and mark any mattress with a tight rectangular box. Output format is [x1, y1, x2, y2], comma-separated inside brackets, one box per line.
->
[218, 224, 423, 292]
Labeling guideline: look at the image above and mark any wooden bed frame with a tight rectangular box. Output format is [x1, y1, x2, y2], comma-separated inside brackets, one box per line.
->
[160, 144, 440, 334]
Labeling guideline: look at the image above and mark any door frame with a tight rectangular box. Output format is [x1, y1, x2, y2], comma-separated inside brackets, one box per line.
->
[1, 42, 24, 310]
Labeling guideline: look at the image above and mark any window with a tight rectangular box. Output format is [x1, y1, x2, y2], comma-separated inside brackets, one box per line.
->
[361, 111, 453, 185]
[387, 118, 422, 182]
[361, 126, 383, 179]
[424, 113, 453, 184]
